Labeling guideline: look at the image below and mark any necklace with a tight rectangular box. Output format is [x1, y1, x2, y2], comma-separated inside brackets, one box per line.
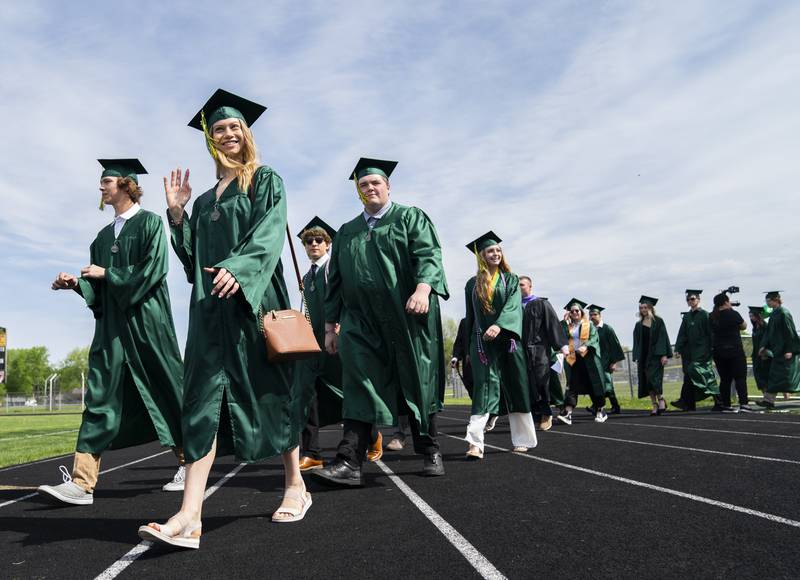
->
[111, 241, 119, 254]
[210, 201, 221, 221]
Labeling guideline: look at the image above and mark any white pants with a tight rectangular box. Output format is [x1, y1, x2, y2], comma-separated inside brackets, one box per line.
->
[465, 412, 538, 452]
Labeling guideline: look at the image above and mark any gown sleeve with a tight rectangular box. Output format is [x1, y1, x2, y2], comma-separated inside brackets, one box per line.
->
[405, 208, 449, 299]
[76, 240, 103, 318]
[491, 273, 523, 340]
[168, 206, 198, 284]
[324, 234, 343, 324]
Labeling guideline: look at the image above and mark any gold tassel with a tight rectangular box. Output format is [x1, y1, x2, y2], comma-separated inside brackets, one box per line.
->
[353, 171, 368, 205]
[201, 110, 219, 161]
[99, 197, 105, 211]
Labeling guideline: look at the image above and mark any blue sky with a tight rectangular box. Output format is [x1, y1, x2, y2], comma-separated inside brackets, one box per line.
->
[1, 0, 798, 361]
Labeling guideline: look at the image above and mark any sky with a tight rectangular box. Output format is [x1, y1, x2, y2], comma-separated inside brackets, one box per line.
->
[0, 0, 798, 362]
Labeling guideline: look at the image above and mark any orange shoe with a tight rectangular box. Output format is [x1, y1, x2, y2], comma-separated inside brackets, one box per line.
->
[299, 456, 324, 471]
[367, 432, 383, 462]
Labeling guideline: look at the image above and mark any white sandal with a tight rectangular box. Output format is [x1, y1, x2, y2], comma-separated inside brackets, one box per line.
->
[465, 444, 484, 460]
[138, 513, 202, 549]
[272, 488, 312, 523]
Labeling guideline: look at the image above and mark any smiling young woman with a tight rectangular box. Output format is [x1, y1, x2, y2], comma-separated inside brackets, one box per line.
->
[138, 89, 310, 550]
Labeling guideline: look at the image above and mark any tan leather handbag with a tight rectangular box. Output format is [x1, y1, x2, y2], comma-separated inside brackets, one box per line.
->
[259, 225, 321, 362]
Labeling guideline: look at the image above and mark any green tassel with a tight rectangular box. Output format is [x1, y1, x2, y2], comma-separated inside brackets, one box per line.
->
[353, 171, 368, 205]
[201, 110, 219, 160]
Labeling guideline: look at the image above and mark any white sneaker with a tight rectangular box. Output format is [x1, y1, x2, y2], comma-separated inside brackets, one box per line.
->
[162, 466, 186, 492]
[594, 409, 609, 423]
[38, 466, 93, 505]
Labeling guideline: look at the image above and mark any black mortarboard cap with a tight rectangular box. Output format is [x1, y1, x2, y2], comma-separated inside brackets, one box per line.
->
[349, 157, 398, 181]
[297, 216, 337, 241]
[465, 231, 502, 254]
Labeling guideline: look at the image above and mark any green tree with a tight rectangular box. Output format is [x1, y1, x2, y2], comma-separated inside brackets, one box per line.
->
[58, 346, 90, 392]
[442, 316, 458, 360]
[5, 346, 52, 396]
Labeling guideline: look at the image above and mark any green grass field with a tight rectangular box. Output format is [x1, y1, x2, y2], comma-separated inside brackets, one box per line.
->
[0, 414, 81, 468]
[443, 379, 770, 411]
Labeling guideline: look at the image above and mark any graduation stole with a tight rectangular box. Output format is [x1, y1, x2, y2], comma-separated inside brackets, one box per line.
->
[486, 270, 501, 303]
[566, 320, 591, 366]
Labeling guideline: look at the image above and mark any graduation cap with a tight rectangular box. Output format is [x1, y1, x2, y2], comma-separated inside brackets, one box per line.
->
[465, 231, 502, 254]
[98, 158, 147, 210]
[349, 158, 398, 181]
[764, 291, 783, 300]
[188, 88, 267, 131]
[297, 216, 337, 241]
[564, 298, 588, 311]
[748, 305, 771, 317]
[639, 295, 658, 307]
[98, 159, 147, 184]
[685, 289, 703, 298]
[587, 304, 604, 313]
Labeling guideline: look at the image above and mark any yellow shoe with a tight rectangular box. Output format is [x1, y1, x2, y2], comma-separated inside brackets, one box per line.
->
[367, 432, 383, 462]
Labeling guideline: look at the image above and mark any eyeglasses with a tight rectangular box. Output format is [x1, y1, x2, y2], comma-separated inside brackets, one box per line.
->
[686, 297, 698, 302]
[303, 237, 325, 246]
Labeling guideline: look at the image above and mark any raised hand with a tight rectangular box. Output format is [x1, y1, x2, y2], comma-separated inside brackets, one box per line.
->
[80, 265, 106, 280]
[165, 168, 192, 222]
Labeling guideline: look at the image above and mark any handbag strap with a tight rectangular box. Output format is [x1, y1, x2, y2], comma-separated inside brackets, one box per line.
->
[285, 224, 304, 292]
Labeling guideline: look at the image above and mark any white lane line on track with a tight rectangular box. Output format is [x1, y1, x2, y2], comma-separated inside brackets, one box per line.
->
[0, 450, 172, 510]
[374, 459, 506, 580]
[546, 430, 800, 465]
[0, 453, 72, 473]
[663, 415, 800, 425]
[438, 432, 800, 529]
[0, 429, 79, 442]
[94, 462, 247, 580]
[618, 422, 800, 439]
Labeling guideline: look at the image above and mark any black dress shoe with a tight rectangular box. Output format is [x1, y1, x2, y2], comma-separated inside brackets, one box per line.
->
[422, 452, 445, 477]
[311, 459, 363, 487]
[670, 399, 688, 411]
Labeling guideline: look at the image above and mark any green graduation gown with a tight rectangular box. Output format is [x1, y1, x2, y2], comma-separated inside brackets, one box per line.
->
[561, 320, 606, 398]
[760, 307, 800, 393]
[324, 202, 448, 429]
[295, 258, 343, 428]
[750, 321, 770, 390]
[548, 348, 566, 406]
[170, 166, 297, 463]
[75, 209, 183, 454]
[464, 272, 531, 416]
[597, 323, 625, 395]
[632, 316, 673, 398]
[675, 309, 719, 398]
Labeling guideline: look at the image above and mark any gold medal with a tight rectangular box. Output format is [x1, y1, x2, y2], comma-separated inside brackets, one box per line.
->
[111, 243, 119, 254]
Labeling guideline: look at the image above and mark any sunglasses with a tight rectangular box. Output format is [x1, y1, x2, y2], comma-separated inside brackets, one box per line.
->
[570, 309, 581, 313]
[303, 236, 325, 246]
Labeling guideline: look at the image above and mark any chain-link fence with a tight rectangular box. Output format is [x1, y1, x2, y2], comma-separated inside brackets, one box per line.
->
[2, 388, 84, 414]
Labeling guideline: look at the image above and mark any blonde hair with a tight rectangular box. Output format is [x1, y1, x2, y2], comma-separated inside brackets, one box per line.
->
[210, 118, 261, 193]
[639, 303, 656, 321]
[301, 226, 332, 245]
[475, 247, 511, 315]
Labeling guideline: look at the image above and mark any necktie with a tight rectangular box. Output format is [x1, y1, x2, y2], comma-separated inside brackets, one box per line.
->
[309, 264, 318, 291]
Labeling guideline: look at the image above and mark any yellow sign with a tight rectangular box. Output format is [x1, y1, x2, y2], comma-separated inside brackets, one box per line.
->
[0, 327, 6, 348]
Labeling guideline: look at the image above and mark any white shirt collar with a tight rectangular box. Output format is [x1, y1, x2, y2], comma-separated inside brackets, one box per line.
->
[595, 320, 604, 328]
[311, 252, 330, 268]
[114, 203, 141, 222]
[363, 200, 392, 221]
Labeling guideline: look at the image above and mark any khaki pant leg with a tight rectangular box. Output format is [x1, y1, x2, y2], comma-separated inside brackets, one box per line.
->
[72, 452, 101, 492]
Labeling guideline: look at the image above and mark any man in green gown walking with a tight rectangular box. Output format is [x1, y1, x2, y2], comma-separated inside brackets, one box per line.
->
[38, 159, 184, 505]
[672, 290, 720, 411]
[313, 158, 449, 486]
[757, 292, 800, 407]
[588, 305, 625, 414]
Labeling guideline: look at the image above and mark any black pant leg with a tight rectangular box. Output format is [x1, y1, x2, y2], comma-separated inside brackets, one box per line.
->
[731, 354, 749, 405]
[301, 392, 322, 460]
[335, 419, 372, 467]
[591, 393, 606, 409]
[714, 355, 733, 407]
[408, 413, 440, 456]
[679, 372, 696, 409]
[529, 359, 551, 419]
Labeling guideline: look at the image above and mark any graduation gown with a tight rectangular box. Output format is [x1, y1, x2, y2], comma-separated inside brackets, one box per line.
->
[561, 319, 606, 398]
[597, 323, 625, 395]
[170, 166, 297, 463]
[632, 316, 673, 398]
[75, 209, 183, 453]
[295, 259, 344, 428]
[324, 202, 448, 429]
[675, 309, 719, 398]
[465, 272, 531, 416]
[751, 321, 770, 390]
[760, 307, 800, 393]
